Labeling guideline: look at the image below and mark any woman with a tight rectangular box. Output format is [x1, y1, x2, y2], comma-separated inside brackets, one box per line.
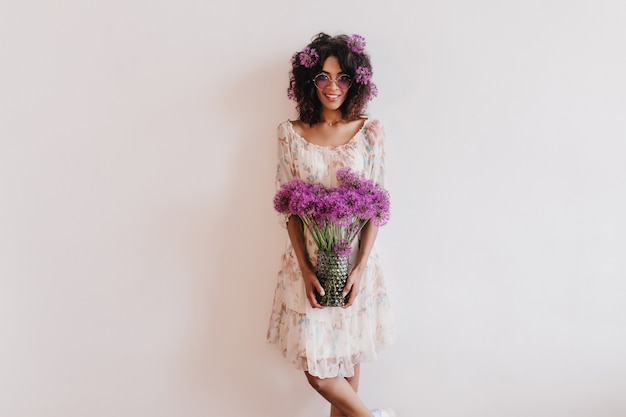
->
[267, 32, 396, 417]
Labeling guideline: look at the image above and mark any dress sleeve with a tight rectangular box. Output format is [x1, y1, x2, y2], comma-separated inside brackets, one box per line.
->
[275, 122, 295, 228]
[366, 119, 387, 188]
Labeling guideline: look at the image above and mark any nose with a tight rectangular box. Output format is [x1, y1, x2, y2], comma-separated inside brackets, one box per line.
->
[327, 79, 341, 89]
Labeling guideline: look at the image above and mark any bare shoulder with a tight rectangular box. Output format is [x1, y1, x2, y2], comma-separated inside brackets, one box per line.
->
[290, 119, 307, 136]
[351, 117, 368, 128]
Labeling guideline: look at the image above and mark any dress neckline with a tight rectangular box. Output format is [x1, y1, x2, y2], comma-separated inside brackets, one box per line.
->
[286, 119, 369, 150]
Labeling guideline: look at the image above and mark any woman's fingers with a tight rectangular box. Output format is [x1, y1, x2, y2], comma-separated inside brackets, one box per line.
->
[341, 280, 354, 299]
[307, 281, 324, 308]
[308, 292, 323, 309]
[303, 271, 324, 308]
[342, 285, 359, 308]
[342, 272, 362, 308]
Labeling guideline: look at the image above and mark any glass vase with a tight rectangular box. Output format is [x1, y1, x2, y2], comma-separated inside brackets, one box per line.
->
[315, 250, 349, 307]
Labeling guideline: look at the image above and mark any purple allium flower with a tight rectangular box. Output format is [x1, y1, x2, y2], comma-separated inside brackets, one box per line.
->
[274, 178, 305, 213]
[336, 167, 365, 189]
[287, 86, 297, 101]
[327, 193, 352, 228]
[355, 66, 372, 85]
[368, 82, 378, 101]
[370, 189, 391, 226]
[273, 189, 291, 213]
[290, 182, 325, 217]
[273, 168, 390, 255]
[314, 190, 337, 223]
[298, 47, 319, 68]
[333, 238, 352, 257]
[342, 188, 363, 211]
[335, 166, 351, 183]
[347, 34, 366, 54]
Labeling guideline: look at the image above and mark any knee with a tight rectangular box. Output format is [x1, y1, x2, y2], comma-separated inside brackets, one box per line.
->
[305, 372, 333, 394]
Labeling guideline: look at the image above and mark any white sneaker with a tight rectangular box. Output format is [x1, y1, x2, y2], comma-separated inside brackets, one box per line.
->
[370, 408, 396, 417]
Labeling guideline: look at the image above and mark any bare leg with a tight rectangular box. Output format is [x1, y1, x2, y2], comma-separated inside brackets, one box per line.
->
[305, 368, 370, 417]
[330, 363, 361, 416]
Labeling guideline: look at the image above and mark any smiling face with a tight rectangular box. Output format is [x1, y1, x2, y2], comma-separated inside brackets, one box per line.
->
[315, 56, 350, 112]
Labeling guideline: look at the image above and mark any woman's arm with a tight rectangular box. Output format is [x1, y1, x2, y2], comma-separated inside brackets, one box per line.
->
[342, 220, 379, 308]
[287, 215, 325, 309]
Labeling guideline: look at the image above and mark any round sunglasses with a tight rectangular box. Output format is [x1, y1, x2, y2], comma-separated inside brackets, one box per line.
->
[313, 73, 352, 90]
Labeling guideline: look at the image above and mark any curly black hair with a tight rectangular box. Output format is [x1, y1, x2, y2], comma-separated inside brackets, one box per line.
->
[288, 33, 375, 125]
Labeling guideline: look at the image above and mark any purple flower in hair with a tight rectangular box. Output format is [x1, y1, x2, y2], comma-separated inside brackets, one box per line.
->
[355, 66, 372, 85]
[298, 47, 319, 68]
[347, 34, 366, 54]
[368, 82, 378, 101]
[287, 86, 297, 101]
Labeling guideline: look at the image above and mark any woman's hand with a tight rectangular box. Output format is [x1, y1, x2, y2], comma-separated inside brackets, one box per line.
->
[341, 221, 378, 308]
[342, 265, 364, 308]
[286, 216, 325, 309]
[302, 266, 325, 309]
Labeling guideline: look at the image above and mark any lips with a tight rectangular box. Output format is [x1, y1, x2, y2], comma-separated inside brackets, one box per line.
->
[325, 94, 340, 102]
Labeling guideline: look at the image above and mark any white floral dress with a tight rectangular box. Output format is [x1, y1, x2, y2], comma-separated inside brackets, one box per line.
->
[267, 118, 396, 379]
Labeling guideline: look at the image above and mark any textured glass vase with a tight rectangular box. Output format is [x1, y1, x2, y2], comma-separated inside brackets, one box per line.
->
[315, 250, 349, 307]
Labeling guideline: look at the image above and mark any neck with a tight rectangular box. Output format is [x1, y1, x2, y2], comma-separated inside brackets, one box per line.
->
[320, 110, 343, 127]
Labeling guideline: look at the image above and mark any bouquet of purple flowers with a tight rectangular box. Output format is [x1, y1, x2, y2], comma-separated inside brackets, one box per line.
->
[273, 167, 390, 257]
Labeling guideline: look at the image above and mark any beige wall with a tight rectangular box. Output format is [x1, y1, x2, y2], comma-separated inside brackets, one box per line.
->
[1, 1, 626, 416]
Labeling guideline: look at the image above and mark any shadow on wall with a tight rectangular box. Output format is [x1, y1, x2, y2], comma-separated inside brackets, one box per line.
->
[176, 58, 318, 416]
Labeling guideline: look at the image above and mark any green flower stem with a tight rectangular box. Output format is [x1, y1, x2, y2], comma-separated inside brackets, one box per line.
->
[298, 215, 369, 254]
